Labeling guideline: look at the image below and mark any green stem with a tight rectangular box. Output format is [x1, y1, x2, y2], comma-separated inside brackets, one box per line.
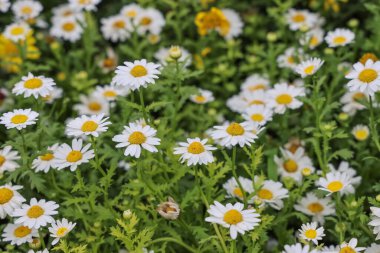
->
[148, 237, 197, 253]
[138, 89, 149, 124]
[231, 147, 247, 207]
[368, 96, 380, 152]
[39, 230, 46, 249]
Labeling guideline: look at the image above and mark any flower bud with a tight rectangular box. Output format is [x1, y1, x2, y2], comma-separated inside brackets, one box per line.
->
[266, 32, 277, 42]
[376, 194, 380, 202]
[338, 112, 349, 121]
[324, 48, 334, 55]
[157, 197, 180, 220]
[348, 19, 359, 28]
[169, 46, 182, 60]
[123, 209, 133, 219]
[29, 238, 41, 249]
[302, 168, 311, 176]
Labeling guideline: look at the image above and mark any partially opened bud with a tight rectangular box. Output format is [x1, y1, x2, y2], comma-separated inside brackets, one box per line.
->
[169, 46, 182, 60]
[157, 197, 180, 220]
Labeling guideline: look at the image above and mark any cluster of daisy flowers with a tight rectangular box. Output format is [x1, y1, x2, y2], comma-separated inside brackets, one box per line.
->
[1, 0, 380, 252]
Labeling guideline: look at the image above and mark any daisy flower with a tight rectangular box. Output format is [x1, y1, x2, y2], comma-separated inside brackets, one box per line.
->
[154, 46, 191, 66]
[274, 147, 314, 183]
[329, 161, 361, 188]
[69, 0, 101, 11]
[50, 16, 83, 42]
[365, 244, 380, 253]
[0, 0, 10, 12]
[54, 139, 95, 171]
[0, 146, 20, 173]
[210, 121, 258, 147]
[241, 74, 270, 93]
[189, 89, 214, 104]
[49, 218, 76, 245]
[340, 90, 367, 116]
[101, 15, 131, 42]
[352, 124, 370, 141]
[369, 207, 380, 240]
[345, 59, 380, 96]
[282, 243, 316, 253]
[112, 59, 161, 90]
[317, 171, 353, 195]
[2, 223, 38, 245]
[3, 22, 31, 42]
[12, 198, 59, 229]
[98, 48, 119, 74]
[227, 90, 269, 113]
[12, 72, 56, 99]
[221, 9, 244, 40]
[284, 138, 305, 154]
[242, 105, 273, 125]
[28, 249, 49, 253]
[277, 47, 305, 70]
[254, 179, 289, 210]
[0, 108, 39, 130]
[325, 28, 355, 48]
[120, 3, 142, 19]
[294, 193, 335, 224]
[223, 177, 254, 202]
[300, 28, 324, 49]
[32, 144, 59, 173]
[51, 3, 83, 23]
[0, 184, 25, 218]
[285, 9, 318, 31]
[74, 95, 110, 116]
[295, 58, 324, 78]
[338, 238, 366, 253]
[173, 138, 216, 166]
[66, 114, 111, 138]
[12, 0, 42, 20]
[93, 85, 128, 102]
[112, 122, 161, 158]
[267, 83, 305, 114]
[42, 87, 63, 104]
[205, 201, 260, 239]
[134, 8, 165, 35]
[319, 245, 339, 253]
[298, 222, 325, 245]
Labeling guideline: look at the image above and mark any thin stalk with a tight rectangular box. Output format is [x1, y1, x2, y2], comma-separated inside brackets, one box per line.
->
[231, 147, 248, 207]
[138, 89, 150, 124]
[368, 96, 380, 152]
[148, 237, 197, 253]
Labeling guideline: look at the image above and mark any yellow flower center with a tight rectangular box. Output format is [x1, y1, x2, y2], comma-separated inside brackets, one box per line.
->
[223, 209, 243, 225]
[302, 168, 312, 176]
[195, 8, 230, 36]
[103, 58, 116, 68]
[187, 141, 205, 154]
[194, 95, 206, 103]
[355, 129, 368, 140]
[56, 227, 68, 237]
[11, 114, 28, 124]
[248, 84, 266, 91]
[327, 181, 343, 192]
[257, 189, 273, 200]
[226, 123, 245, 136]
[310, 36, 319, 47]
[0, 188, 13, 204]
[307, 202, 324, 213]
[287, 56, 295, 64]
[292, 13, 305, 23]
[128, 131, 146, 144]
[39, 153, 54, 161]
[130, 65, 147, 77]
[127, 10, 137, 18]
[13, 226, 31, 238]
[248, 99, 264, 106]
[81, 120, 98, 132]
[88, 102, 102, 111]
[339, 247, 356, 253]
[113, 20, 125, 29]
[0, 155, 5, 166]
[21, 6, 33, 15]
[103, 90, 117, 98]
[79, 0, 91, 4]
[352, 92, 365, 101]
[62, 22, 75, 32]
[358, 69, 378, 83]
[304, 65, 315, 75]
[10, 26, 25, 36]
[27, 205, 44, 218]
[250, 113, 264, 122]
[276, 94, 293, 105]
[24, 78, 42, 89]
[333, 36, 347, 45]
[140, 17, 152, 26]
[283, 159, 298, 172]
[304, 229, 317, 239]
[233, 188, 243, 198]
[66, 151, 83, 163]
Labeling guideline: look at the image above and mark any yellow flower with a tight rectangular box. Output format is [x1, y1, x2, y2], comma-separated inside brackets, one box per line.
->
[0, 32, 40, 73]
[195, 7, 230, 36]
